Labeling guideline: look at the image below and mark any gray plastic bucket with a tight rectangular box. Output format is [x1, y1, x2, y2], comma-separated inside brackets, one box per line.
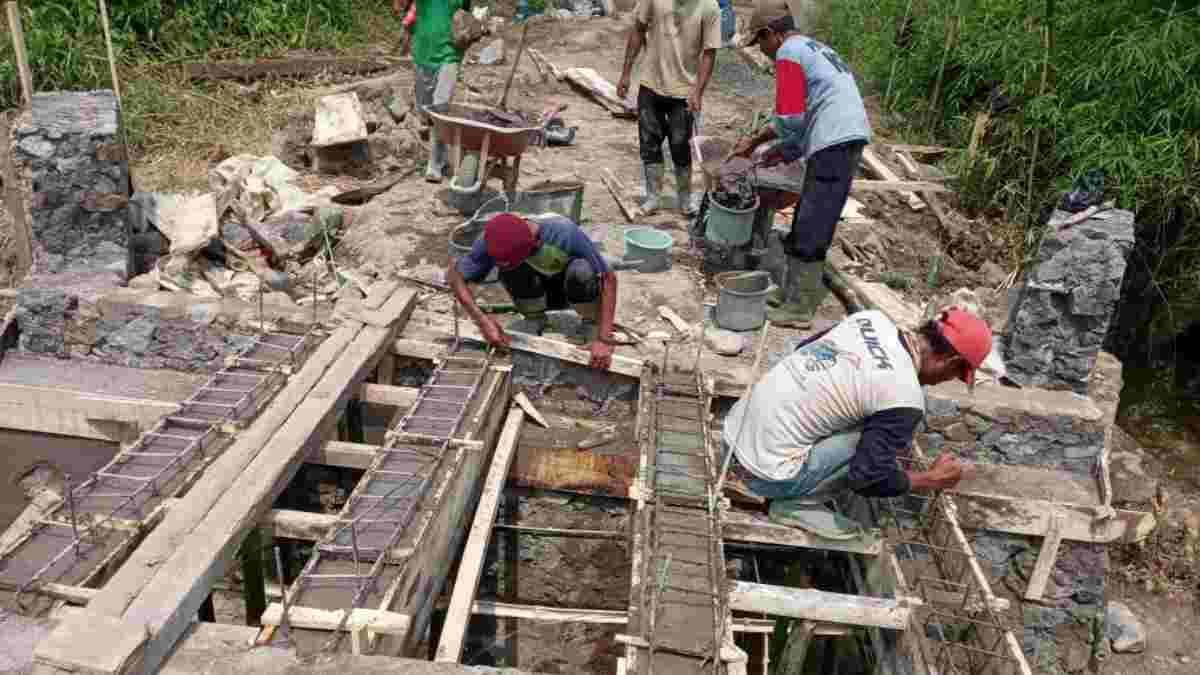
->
[623, 227, 674, 273]
[714, 270, 774, 331]
[705, 194, 759, 246]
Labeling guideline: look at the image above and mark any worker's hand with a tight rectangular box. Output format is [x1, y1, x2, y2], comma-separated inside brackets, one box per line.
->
[616, 75, 631, 102]
[391, 0, 404, 17]
[588, 339, 614, 371]
[688, 89, 703, 113]
[479, 316, 512, 348]
[732, 137, 756, 159]
[924, 453, 964, 489]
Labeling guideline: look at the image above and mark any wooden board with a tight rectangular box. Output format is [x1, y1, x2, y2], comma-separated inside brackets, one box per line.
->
[860, 147, 925, 211]
[76, 286, 416, 674]
[259, 604, 410, 634]
[954, 493, 1154, 543]
[357, 383, 418, 409]
[308, 440, 378, 469]
[397, 309, 645, 378]
[722, 509, 882, 556]
[259, 509, 338, 542]
[434, 407, 524, 661]
[727, 581, 914, 630]
[0, 383, 178, 441]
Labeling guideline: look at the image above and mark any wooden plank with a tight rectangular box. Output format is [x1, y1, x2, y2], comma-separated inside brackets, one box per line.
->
[474, 601, 624, 624]
[181, 56, 392, 83]
[888, 143, 953, 156]
[435, 406, 525, 662]
[259, 509, 338, 542]
[5, 1, 33, 107]
[513, 391, 549, 428]
[259, 604, 410, 635]
[727, 581, 915, 630]
[657, 306, 692, 335]
[722, 510, 883, 556]
[493, 524, 624, 540]
[0, 112, 32, 276]
[1024, 514, 1064, 601]
[860, 147, 925, 211]
[0, 383, 177, 441]
[397, 309, 645, 378]
[85, 287, 417, 674]
[391, 337, 444, 361]
[357, 382, 418, 408]
[308, 440, 378, 469]
[601, 169, 638, 223]
[851, 179, 951, 194]
[953, 492, 1155, 543]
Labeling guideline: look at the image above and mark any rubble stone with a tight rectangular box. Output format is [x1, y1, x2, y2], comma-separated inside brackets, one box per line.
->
[1004, 209, 1134, 393]
[10, 91, 131, 279]
[479, 39, 506, 65]
[705, 328, 746, 356]
[1106, 600, 1146, 653]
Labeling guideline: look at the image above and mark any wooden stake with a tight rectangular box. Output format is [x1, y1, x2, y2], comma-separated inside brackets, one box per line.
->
[498, 22, 530, 111]
[5, 1, 33, 108]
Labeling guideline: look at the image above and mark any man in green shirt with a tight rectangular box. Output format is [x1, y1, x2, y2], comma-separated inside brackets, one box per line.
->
[393, 0, 469, 183]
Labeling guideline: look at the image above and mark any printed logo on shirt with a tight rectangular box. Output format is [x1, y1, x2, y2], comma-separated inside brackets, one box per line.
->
[799, 339, 862, 373]
[856, 317, 893, 370]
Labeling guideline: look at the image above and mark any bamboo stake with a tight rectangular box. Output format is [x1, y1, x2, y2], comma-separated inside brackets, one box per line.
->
[5, 1, 33, 107]
[96, 0, 122, 101]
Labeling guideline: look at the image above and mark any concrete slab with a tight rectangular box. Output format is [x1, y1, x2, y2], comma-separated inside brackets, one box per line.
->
[0, 353, 204, 401]
[32, 610, 147, 675]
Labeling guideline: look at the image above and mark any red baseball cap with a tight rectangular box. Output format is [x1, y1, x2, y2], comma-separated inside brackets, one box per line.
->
[484, 213, 537, 270]
[938, 308, 992, 387]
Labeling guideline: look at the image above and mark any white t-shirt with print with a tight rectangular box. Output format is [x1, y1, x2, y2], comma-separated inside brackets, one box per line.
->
[724, 310, 924, 481]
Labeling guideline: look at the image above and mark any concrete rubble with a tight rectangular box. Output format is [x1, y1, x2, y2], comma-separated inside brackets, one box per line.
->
[1106, 600, 1147, 653]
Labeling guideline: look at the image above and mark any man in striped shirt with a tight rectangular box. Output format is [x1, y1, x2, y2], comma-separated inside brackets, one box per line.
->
[733, 13, 871, 328]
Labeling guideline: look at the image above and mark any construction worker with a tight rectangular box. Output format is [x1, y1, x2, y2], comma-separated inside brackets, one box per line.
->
[733, 13, 871, 328]
[393, 0, 469, 183]
[722, 308, 992, 539]
[447, 213, 618, 370]
[616, 0, 722, 217]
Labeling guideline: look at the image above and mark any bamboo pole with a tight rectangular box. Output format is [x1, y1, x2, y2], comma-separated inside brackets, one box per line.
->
[1024, 0, 1055, 226]
[96, 0, 122, 101]
[5, 1, 33, 107]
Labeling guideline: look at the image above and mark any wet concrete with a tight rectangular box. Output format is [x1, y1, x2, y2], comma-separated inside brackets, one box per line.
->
[0, 429, 120, 533]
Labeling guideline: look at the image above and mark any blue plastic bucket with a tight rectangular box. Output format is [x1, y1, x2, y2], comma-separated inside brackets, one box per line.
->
[623, 227, 674, 273]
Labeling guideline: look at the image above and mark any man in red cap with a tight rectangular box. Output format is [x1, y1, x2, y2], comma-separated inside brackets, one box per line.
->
[446, 213, 619, 370]
[721, 307, 992, 539]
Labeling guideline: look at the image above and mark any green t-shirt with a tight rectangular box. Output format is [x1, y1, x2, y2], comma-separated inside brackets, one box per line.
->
[411, 0, 466, 66]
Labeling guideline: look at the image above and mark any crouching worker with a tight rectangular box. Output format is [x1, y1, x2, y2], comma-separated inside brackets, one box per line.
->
[447, 213, 618, 370]
[722, 308, 992, 540]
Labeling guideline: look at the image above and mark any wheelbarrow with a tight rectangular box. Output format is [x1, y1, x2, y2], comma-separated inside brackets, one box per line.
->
[427, 102, 542, 195]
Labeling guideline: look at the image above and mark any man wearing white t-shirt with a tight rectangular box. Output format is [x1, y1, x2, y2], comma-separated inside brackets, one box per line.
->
[723, 308, 993, 539]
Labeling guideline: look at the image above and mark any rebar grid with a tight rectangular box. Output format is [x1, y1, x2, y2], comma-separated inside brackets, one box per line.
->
[871, 457, 1023, 675]
[7, 329, 315, 603]
[638, 362, 727, 675]
[273, 343, 494, 654]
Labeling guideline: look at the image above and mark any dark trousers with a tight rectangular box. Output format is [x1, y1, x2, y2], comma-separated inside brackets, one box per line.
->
[499, 258, 601, 310]
[637, 86, 694, 168]
[787, 141, 866, 262]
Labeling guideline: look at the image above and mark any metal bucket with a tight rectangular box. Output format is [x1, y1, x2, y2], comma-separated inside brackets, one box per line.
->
[714, 270, 774, 331]
[623, 227, 674, 273]
[476, 181, 586, 223]
[705, 194, 759, 246]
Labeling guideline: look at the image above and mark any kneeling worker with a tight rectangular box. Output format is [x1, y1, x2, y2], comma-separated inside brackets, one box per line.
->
[447, 213, 618, 371]
[723, 307, 992, 539]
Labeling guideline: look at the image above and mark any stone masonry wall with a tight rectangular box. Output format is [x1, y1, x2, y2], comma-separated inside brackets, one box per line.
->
[918, 352, 1122, 476]
[9, 90, 131, 278]
[1004, 209, 1134, 393]
[972, 531, 1109, 674]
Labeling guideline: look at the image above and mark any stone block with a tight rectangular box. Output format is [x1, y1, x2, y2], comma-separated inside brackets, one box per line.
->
[921, 379, 1108, 473]
[313, 93, 368, 147]
[11, 91, 132, 279]
[1004, 209, 1134, 393]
